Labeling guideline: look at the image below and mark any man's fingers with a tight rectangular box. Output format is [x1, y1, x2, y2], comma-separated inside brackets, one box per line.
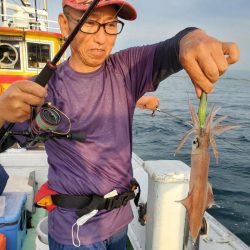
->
[14, 80, 47, 98]
[183, 59, 214, 94]
[16, 104, 31, 122]
[197, 54, 219, 83]
[192, 81, 202, 98]
[7, 102, 31, 123]
[222, 42, 240, 64]
[20, 93, 45, 107]
[211, 49, 228, 76]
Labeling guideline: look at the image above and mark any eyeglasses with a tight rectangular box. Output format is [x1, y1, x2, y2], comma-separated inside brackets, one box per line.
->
[65, 14, 124, 35]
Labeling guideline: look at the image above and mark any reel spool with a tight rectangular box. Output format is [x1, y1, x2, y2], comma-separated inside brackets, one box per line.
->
[30, 104, 61, 135]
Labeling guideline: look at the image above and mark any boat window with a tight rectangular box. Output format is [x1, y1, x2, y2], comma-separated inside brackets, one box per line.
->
[0, 41, 21, 70]
[27, 42, 51, 69]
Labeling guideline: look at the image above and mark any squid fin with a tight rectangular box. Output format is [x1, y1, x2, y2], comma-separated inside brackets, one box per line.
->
[207, 182, 215, 208]
[177, 193, 192, 211]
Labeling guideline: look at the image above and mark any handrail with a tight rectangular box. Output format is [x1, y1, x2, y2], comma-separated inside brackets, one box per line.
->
[0, 13, 60, 32]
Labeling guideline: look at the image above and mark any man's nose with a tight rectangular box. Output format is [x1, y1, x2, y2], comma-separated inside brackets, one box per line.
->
[94, 26, 107, 44]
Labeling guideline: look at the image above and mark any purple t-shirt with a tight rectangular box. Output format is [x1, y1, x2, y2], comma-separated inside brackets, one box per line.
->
[46, 44, 157, 245]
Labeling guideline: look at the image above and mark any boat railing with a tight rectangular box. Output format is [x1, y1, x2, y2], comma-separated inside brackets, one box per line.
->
[0, 1, 61, 33]
[0, 13, 60, 32]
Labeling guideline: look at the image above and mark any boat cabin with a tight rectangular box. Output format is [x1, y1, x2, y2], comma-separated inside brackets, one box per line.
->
[0, 0, 63, 94]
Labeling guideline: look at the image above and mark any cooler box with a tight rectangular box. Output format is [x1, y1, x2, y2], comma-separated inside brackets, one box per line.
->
[0, 192, 27, 250]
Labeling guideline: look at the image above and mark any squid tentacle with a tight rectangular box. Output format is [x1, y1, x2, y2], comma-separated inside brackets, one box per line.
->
[175, 128, 197, 156]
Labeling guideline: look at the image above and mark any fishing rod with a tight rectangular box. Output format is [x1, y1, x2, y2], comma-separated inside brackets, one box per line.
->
[0, 0, 101, 147]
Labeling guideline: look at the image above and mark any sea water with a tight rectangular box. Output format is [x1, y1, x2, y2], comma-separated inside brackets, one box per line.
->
[132, 69, 250, 246]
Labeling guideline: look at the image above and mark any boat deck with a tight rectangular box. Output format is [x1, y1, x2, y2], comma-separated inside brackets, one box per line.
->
[22, 208, 47, 250]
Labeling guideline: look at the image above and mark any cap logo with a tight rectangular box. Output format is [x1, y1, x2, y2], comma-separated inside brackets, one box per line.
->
[76, 0, 123, 5]
[75, 0, 93, 6]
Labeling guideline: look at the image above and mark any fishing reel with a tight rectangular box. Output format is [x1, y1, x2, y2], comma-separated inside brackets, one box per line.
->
[8, 102, 86, 148]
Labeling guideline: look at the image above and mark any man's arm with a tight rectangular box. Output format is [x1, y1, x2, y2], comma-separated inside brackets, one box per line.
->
[0, 80, 46, 152]
[0, 80, 46, 124]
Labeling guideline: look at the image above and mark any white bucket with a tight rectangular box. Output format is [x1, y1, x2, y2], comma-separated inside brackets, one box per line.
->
[35, 236, 49, 250]
[36, 216, 49, 249]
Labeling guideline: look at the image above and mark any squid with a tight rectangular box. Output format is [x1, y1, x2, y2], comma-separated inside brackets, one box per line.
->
[175, 101, 240, 242]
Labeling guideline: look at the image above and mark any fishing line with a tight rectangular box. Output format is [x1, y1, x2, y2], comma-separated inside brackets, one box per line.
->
[215, 136, 243, 152]
[111, 0, 126, 20]
[155, 108, 192, 127]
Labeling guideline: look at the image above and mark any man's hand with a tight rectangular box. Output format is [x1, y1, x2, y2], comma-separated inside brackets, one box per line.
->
[136, 96, 159, 111]
[179, 29, 240, 97]
[0, 81, 47, 125]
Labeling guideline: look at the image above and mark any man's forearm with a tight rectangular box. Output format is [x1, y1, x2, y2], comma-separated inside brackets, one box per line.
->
[152, 27, 197, 87]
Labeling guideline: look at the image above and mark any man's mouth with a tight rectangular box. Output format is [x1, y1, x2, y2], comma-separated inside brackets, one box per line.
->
[90, 49, 105, 57]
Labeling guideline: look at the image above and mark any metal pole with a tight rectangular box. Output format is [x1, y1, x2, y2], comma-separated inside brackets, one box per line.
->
[1, 0, 5, 23]
[34, 0, 38, 24]
[43, 0, 47, 11]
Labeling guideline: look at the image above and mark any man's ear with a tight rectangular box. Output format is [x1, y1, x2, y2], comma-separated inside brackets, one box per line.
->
[58, 13, 70, 38]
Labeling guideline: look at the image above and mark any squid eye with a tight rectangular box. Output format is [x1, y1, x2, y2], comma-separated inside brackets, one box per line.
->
[192, 137, 199, 149]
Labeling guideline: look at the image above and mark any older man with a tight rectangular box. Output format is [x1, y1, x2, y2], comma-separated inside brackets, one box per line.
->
[0, 0, 239, 249]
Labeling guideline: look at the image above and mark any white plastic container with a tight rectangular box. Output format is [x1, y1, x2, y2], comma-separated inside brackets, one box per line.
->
[35, 236, 49, 250]
[36, 216, 48, 244]
[4, 173, 35, 212]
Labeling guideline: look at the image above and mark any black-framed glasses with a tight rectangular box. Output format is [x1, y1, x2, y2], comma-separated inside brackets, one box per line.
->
[65, 14, 124, 35]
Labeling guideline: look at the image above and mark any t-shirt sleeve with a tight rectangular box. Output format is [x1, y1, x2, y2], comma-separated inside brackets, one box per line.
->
[152, 27, 197, 88]
[111, 27, 197, 103]
[110, 44, 158, 103]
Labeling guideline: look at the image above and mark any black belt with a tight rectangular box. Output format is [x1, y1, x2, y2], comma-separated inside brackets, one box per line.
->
[51, 178, 140, 218]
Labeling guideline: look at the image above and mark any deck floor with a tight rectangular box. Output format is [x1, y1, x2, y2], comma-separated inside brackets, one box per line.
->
[22, 208, 47, 250]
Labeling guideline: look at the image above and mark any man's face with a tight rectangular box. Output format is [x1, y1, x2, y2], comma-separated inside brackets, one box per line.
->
[60, 6, 118, 72]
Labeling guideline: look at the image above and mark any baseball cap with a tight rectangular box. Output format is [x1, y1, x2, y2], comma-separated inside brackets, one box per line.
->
[62, 0, 137, 20]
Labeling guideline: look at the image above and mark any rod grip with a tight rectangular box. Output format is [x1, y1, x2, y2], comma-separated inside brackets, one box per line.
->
[66, 132, 86, 143]
[34, 62, 57, 87]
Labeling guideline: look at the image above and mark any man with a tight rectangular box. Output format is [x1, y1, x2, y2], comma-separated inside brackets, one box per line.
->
[0, 0, 239, 249]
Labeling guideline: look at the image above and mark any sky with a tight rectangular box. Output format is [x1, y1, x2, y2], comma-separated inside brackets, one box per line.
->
[44, 0, 250, 71]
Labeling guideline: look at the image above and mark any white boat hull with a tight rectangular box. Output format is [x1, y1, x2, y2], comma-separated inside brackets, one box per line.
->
[0, 149, 249, 250]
